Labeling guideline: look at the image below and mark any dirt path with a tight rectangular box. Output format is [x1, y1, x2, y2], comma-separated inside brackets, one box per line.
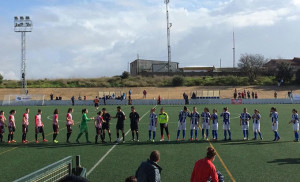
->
[0, 85, 299, 101]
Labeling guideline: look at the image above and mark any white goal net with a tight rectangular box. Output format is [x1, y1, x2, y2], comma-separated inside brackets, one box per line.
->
[2, 94, 45, 106]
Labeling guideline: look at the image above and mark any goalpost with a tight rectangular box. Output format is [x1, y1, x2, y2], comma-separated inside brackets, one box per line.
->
[2, 94, 45, 106]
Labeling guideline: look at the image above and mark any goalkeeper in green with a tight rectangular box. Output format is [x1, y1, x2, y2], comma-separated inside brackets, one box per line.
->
[76, 109, 94, 143]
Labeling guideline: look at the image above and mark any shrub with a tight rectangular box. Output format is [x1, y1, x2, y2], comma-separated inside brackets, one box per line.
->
[172, 76, 184, 86]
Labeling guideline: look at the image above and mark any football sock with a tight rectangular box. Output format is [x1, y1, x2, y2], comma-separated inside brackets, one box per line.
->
[195, 130, 198, 138]
[53, 134, 57, 141]
[254, 132, 257, 139]
[8, 134, 11, 141]
[274, 131, 276, 140]
[149, 130, 151, 140]
[117, 132, 119, 139]
[215, 131, 218, 139]
[167, 134, 170, 140]
[202, 129, 205, 138]
[77, 133, 83, 140]
[190, 129, 193, 139]
[103, 133, 106, 140]
[122, 133, 125, 141]
[212, 130, 215, 138]
[183, 130, 185, 139]
[224, 130, 227, 139]
[132, 131, 134, 140]
[243, 130, 246, 138]
[153, 131, 156, 140]
[258, 132, 262, 139]
[206, 129, 209, 138]
[11, 134, 14, 140]
[85, 133, 89, 142]
[35, 134, 38, 141]
[295, 132, 299, 140]
[42, 133, 45, 140]
[228, 130, 231, 139]
[108, 133, 111, 141]
[95, 135, 98, 143]
[67, 133, 71, 141]
[0, 134, 2, 142]
[246, 130, 249, 138]
[177, 130, 180, 139]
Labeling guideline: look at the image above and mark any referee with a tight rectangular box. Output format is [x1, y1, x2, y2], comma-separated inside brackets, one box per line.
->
[158, 107, 170, 142]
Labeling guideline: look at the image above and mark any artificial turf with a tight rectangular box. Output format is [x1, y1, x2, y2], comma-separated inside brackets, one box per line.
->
[0, 104, 299, 181]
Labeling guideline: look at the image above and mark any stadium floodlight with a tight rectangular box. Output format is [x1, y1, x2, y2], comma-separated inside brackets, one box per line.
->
[164, 0, 172, 74]
[14, 16, 32, 95]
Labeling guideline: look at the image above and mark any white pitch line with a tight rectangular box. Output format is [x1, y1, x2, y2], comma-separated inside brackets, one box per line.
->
[86, 106, 156, 177]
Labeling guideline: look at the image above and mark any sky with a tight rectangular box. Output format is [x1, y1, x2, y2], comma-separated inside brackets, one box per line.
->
[0, 0, 299, 80]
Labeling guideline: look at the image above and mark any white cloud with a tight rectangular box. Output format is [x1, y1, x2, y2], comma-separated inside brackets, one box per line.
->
[0, 0, 299, 79]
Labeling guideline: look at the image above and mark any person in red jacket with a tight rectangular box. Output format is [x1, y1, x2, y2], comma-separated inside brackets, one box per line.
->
[191, 147, 218, 182]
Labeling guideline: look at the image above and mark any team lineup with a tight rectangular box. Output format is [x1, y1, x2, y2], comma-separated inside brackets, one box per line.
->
[0, 105, 299, 144]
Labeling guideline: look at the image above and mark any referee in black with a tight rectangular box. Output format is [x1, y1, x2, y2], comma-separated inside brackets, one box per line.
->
[129, 106, 140, 142]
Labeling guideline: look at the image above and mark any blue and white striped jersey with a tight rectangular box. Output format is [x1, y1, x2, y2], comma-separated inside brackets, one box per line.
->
[252, 114, 261, 124]
[292, 113, 299, 124]
[149, 113, 157, 126]
[201, 112, 211, 123]
[240, 112, 251, 125]
[220, 112, 230, 124]
[211, 113, 218, 124]
[179, 110, 189, 123]
[271, 112, 278, 123]
[189, 112, 200, 124]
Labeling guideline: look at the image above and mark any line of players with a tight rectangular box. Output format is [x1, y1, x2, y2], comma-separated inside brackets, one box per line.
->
[0, 105, 299, 144]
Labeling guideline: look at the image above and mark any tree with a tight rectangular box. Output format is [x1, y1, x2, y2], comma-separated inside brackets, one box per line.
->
[121, 71, 130, 79]
[0, 73, 3, 85]
[296, 69, 300, 84]
[238, 54, 266, 82]
[276, 62, 293, 83]
[172, 76, 184, 86]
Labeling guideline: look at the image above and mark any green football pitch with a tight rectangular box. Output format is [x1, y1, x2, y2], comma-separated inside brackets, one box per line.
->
[0, 104, 299, 182]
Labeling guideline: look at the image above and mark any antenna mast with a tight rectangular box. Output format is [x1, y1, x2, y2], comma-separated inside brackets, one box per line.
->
[233, 31, 236, 68]
[165, 0, 172, 73]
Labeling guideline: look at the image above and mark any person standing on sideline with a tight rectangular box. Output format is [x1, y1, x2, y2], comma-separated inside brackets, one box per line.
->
[66, 108, 74, 143]
[191, 147, 218, 182]
[22, 108, 30, 143]
[136, 150, 162, 182]
[0, 111, 7, 142]
[158, 107, 170, 141]
[143, 89, 147, 99]
[76, 109, 94, 143]
[71, 96, 75, 106]
[129, 106, 140, 142]
[94, 96, 99, 110]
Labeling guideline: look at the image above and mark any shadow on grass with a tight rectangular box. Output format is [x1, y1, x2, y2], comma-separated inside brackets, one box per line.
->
[219, 139, 294, 146]
[267, 158, 300, 165]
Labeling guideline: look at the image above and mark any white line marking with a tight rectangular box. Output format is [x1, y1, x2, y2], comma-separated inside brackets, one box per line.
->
[86, 106, 156, 177]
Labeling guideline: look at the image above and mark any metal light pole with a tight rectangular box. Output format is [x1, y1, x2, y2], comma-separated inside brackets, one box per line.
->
[14, 16, 32, 95]
[233, 31, 236, 68]
[165, 0, 172, 73]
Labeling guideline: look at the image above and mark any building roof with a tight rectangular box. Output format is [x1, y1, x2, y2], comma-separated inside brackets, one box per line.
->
[131, 59, 179, 64]
[181, 66, 215, 71]
[264, 57, 300, 68]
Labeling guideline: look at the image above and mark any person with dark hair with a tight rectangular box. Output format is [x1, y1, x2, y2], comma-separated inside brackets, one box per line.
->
[252, 109, 263, 140]
[289, 109, 299, 142]
[7, 110, 17, 144]
[177, 106, 190, 141]
[76, 109, 94, 143]
[102, 108, 112, 142]
[94, 96, 99, 111]
[270, 107, 280, 141]
[148, 108, 157, 142]
[0, 111, 7, 142]
[191, 147, 218, 182]
[66, 108, 74, 143]
[158, 107, 170, 142]
[22, 108, 30, 143]
[129, 106, 140, 142]
[240, 108, 251, 140]
[71, 96, 75, 106]
[52, 109, 59, 143]
[220, 107, 231, 141]
[113, 106, 126, 143]
[125, 176, 137, 182]
[189, 107, 200, 141]
[136, 150, 162, 182]
[35, 109, 48, 143]
[94, 111, 104, 144]
[201, 107, 211, 141]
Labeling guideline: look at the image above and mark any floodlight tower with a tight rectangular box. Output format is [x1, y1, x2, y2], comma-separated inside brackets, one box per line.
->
[165, 0, 172, 73]
[14, 16, 32, 95]
[233, 31, 236, 68]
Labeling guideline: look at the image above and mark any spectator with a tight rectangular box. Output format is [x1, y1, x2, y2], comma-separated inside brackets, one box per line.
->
[71, 96, 75, 106]
[84, 96, 87, 100]
[158, 95, 161, 105]
[123, 93, 126, 100]
[143, 90, 147, 99]
[191, 92, 196, 99]
[129, 89, 132, 96]
[255, 92, 258, 99]
[136, 150, 162, 182]
[50, 93, 54, 100]
[125, 176, 137, 182]
[241, 92, 244, 99]
[191, 147, 218, 182]
[128, 95, 132, 105]
[78, 96, 82, 100]
[274, 91, 277, 99]
[103, 95, 106, 105]
[183, 92, 189, 105]
[247, 90, 251, 99]
[251, 91, 255, 99]
[112, 93, 115, 99]
[238, 92, 241, 99]
[234, 88, 237, 94]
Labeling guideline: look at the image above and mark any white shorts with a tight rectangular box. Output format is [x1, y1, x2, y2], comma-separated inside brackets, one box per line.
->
[293, 122, 299, 131]
[212, 123, 218, 131]
[242, 124, 249, 130]
[202, 122, 210, 130]
[148, 125, 156, 132]
[272, 122, 278, 131]
[253, 123, 260, 132]
[178, 122, 186, 130]
[223, 123, 230, 130]
[190, 123, 199, 130]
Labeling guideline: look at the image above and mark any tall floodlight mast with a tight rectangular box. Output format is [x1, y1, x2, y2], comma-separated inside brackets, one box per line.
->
[165, 0, 172, 73]
[233, 31, 236, 68]
[14, 16, 32, 95]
